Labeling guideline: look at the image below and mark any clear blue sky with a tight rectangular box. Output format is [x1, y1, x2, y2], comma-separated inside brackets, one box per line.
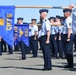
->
[0, 0, 76, 23]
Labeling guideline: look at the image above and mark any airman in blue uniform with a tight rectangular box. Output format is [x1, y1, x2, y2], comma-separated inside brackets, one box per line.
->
[16, 17, 27, 60]
[49, 17, 58, 58]
[30, 19, 38, 58]
[59, 16, 66, 59]
[29, 24, 32, 53]
[55, 15, 64, 58]
[39, 9, 52, 71]
[63, 9, 74, 68]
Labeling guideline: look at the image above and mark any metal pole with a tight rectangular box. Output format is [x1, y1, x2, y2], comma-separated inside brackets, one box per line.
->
[15, 6, 53, 8]
[15, 6, 71, 9]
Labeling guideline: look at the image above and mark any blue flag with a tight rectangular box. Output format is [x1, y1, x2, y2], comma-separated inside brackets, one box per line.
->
[0, 6, 15, 48]
[72, 6, 76, 34]
[14, 24, 29, 47]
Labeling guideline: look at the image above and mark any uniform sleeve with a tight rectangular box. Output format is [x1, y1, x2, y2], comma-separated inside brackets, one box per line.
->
[38, 30, 41, 37]
[45, 20, 50, 31]
[34, 26, 38, 32]
[61, 21, 65, 25]
[66, 18, 72, 29]
[59, 26, 61, 30]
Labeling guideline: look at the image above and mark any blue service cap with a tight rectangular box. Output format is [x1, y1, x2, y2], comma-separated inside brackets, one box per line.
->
[31, 19, 37, 21]
[56, 15, 61, 19]
[17, 17, 23, 20]
[60, 16, 66, 21]
[49, 17, 56, 22]
[49, 17, 56, 20]
[63, 9, 72, 13]
[39, 9, 49, 14]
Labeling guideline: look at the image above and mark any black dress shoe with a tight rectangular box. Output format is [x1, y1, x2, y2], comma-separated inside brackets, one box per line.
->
[64, 65, 74, 68]
[14, 50, 19, 51]
[19, 58, 26, 60]
[42, 68, 52, 71]
[39, 48, 42, 50]
[56, 56, 59, 59]
[0, 54, 2, 56]
[22, 58, 26, 60]
[8, 53, 13, 55]
[26, 52, 31, 54]
[47, 68, 52, 70]
[74, 49, 76, 52]
[3, 51, 7, 52]
[62, 56, 67, 59]
[31, 56, 37, 58]
[61, 57, 65, 59]
[42, 68, 47, 71]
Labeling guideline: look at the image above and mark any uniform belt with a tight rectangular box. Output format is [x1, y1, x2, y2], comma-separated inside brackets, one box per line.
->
[31, 35, 34, 37]
[64, 34, 73, 36]
[64, 34, 72, 36]
[41, 35, 46, 37]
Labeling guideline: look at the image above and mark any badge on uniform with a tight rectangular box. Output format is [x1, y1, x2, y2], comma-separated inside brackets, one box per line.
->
[69, 23, 71, 27]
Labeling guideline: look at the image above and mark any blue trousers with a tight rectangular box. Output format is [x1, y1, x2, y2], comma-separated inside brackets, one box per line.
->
[0, 42, 2, 55]
[19, 40, 27, 59]
[41, 35, 52, 69]
[50, 34, 58, 57]
[74, 35, 76, 50]
[1, 38, 7, 52]
[8, 45, 13, 54]
[56, 33, 64, 57]
[63, 34, 74, 66]
[31, 36, 38, 57]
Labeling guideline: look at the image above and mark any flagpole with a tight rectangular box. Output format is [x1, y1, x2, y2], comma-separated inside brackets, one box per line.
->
[15, 6, 71, 9]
